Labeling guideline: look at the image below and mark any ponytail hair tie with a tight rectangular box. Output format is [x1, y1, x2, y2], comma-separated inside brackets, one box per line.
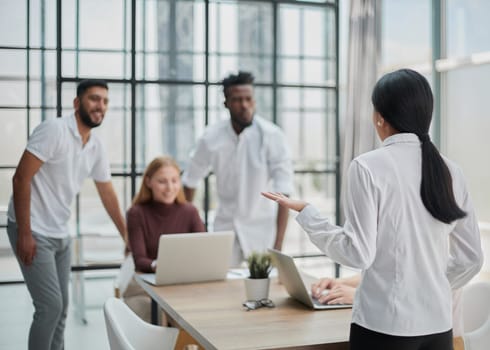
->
[419, 134, 430, 143]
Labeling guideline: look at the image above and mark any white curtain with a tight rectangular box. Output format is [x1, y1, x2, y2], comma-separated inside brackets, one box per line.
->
[340, 0, 382, 217]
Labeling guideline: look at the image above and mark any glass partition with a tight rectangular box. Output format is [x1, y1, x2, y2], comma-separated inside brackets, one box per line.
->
[0, 0, 339, 283]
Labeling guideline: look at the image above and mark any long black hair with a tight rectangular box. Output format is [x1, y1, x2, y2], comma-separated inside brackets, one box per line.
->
[371, 69, 466, 224]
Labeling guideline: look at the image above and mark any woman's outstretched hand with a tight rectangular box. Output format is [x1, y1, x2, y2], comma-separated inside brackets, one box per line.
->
[261, 192, 308, 212]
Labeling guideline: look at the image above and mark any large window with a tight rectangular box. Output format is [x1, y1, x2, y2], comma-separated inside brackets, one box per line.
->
[0, 0, 340, 282]
[380, 0, 490, 227]
[380, 0, 490, 280]
[442, 0, 490, 224]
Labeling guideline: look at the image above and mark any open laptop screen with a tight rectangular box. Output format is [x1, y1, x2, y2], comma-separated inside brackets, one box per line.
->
[142, 231, 234, 285]
[269, 249, 352, 310]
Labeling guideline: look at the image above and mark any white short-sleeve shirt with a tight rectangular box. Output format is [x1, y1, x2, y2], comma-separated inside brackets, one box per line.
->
[8, 114, 111, 238]
[182, 115, 294, 258]
[296, 133, 483, 336]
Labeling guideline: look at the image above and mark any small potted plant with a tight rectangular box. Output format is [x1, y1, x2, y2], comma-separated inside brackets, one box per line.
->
[244, 251, 272, 301]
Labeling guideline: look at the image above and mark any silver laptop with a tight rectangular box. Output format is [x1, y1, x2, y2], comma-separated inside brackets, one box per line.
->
[140, 231, 234, 286]
[269, 249, 352, 310]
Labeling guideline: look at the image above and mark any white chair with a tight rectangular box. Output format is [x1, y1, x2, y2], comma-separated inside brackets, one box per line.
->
[462, 282, 490, 350]
[103, 297, 179, 350]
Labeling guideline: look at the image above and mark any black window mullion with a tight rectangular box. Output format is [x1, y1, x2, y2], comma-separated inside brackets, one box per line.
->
[204, 0, 210, 229]
[130, 0, 137, 198]
[26, 0, 30, 139]
[56, 0, 62, 118]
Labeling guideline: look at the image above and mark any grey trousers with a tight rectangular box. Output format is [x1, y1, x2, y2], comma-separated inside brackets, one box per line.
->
[7, 221, 71, 350]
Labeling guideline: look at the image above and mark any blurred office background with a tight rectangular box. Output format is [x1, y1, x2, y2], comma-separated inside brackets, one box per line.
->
[1, 0, 489, 349]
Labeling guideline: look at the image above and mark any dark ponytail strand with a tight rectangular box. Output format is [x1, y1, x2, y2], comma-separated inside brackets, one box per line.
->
[419, 137, 466, 224]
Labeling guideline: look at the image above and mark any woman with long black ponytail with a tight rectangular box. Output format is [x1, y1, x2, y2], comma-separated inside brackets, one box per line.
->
[263, 69, 483, 350]
[371, 69, 466, 224]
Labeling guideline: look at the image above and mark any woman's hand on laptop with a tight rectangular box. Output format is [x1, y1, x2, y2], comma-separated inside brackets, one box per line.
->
[261, 192, 308, 212]
[312, 278, 355, 305]
[312, 277, 339, 298]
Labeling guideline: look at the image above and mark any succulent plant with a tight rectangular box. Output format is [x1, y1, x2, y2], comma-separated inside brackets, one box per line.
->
[247, 251, 272, 279]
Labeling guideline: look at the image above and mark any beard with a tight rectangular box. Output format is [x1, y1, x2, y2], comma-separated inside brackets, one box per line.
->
[79, 103, 103, 128]
[230, 112, 254, 129]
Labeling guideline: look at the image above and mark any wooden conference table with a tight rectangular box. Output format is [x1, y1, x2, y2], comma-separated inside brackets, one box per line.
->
[135, 275, 352, 350]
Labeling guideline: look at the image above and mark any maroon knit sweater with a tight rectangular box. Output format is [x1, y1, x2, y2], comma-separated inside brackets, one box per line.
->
[127, 201, 205, 272]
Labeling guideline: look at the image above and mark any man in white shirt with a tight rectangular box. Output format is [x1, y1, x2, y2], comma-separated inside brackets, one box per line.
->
[6, 80, 128, 350]
[182, 71, 294, 266]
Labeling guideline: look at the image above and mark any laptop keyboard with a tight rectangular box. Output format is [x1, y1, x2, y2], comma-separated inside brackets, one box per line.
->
[312, 297, 350, 307]
[312, 298, 325, 306]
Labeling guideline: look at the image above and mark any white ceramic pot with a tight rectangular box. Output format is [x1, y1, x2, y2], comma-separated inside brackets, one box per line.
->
[244, 278, 270, 301]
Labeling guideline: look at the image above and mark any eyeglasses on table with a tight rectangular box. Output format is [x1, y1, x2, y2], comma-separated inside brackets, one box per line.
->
[242, 298, 275, 311]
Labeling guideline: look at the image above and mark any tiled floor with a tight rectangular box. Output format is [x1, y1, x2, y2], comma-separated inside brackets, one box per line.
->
[0, 231, 126, 349]
[0, 276, 115, 350]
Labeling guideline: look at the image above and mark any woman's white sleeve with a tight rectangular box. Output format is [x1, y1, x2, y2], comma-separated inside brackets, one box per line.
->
[296, 160, 378, 269]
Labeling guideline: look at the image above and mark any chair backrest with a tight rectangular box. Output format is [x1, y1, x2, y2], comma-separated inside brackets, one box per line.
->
[103, 297, 179, 350]
[462, 282, 490, 332]
[462, 282, 490, 350]
[114, 255, 135, 298]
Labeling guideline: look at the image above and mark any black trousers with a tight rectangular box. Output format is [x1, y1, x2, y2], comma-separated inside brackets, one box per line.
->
[349, 323, 453, 350]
